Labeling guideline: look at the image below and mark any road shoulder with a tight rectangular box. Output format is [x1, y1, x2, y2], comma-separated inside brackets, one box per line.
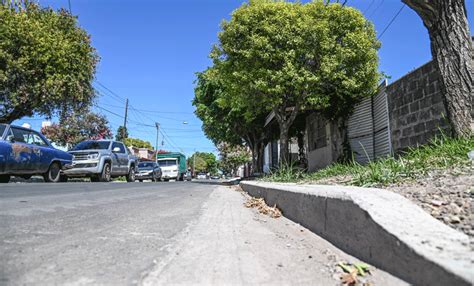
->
[141, 186, 406, 285]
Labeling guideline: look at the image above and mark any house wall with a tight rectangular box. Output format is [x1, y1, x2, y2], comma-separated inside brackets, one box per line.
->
[306, 114, 344, 172]
[386, 61, 450, 153]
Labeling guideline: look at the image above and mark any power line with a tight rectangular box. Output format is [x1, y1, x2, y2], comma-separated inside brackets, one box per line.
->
[363, 0, 375, 14]
[378, 4, 406, 40]
[368, 0, 384, 18]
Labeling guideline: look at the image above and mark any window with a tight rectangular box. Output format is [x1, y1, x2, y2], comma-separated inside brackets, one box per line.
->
[158, 160, 177, 167]
[11, 128, 34, 144]
[73, 141, 111, 150]
[0, 124, 6, 138]
[112, 142, 126, 153]
[309, 116, 327, 151]
[32, 132, 48, 147]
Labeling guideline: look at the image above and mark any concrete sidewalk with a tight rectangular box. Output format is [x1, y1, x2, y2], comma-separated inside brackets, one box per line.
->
[141, 186, 406, 285]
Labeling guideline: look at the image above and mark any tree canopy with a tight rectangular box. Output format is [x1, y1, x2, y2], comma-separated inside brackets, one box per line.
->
[209, 0, 380, 162]
[123, 137, 153, 149]
[0, 1, 98, 123]
[41, 111, 112, 148]
[217, 143, 251, 175]
[187, 152, 218, 174]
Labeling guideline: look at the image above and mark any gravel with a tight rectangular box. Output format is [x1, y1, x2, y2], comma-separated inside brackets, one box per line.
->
[387, 166, 473, 239]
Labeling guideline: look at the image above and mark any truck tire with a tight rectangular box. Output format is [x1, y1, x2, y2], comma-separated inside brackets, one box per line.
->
[99, 162, 112, 182]
[43, 162, 62, 183]
[0, 175, 10, 183]
[126, 166, 135, 182]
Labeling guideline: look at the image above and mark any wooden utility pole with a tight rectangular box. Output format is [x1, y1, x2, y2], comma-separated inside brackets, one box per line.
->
[123, 98, 129, 129]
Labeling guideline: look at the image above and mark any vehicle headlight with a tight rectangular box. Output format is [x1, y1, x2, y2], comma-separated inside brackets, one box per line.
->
[87, 153, 99, 160]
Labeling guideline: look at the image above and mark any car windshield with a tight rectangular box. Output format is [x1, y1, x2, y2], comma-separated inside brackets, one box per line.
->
[73, 141, 110, 151]
[158, 160, 177, 167]
[138, 162, 155, 169]
[0, 124, 6, 138]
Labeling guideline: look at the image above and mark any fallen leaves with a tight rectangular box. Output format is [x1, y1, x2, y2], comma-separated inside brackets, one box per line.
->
[338, 262, 372, 285]
[244, 197, 282, 218]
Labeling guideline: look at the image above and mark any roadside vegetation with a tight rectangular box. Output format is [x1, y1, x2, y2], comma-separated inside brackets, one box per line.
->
[265, 134, 474, 187]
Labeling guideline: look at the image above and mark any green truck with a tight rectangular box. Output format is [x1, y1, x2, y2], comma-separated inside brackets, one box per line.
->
[156, 152, 187, 181]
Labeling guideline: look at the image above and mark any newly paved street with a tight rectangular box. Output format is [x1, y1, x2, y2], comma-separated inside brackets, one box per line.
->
[0, 182, 406, 285]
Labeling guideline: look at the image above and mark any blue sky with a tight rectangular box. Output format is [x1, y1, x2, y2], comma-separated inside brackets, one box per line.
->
[15, 0, 473, 156]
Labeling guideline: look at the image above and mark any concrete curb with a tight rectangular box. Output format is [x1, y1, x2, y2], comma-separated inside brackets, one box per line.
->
[240, 181, 473, 286]
[191, 178, 241, 186]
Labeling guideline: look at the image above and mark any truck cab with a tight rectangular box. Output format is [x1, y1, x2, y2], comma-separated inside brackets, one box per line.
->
[156, 152, 186, 181]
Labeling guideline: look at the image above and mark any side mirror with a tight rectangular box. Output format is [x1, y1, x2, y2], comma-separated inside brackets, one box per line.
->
[6, 135, 14, 143]
[112, 147, 121, 153]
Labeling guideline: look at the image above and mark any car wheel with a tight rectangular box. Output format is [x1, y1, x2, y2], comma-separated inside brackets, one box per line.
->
[138, 179, 143, 182]
[59, 175, 68, 182]
[43, 162, 61, 183]
[99, 162, 112, 182]
[90, 176, 100, 182]
[0, 175, 10, 183]
[126, 167, 135, 182]
[151, 174, 156, 182]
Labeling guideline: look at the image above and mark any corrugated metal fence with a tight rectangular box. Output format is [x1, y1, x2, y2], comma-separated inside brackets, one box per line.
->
[347, 81, 392, 164]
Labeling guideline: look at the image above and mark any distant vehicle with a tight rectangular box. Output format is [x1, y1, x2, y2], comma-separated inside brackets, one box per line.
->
[0, 124, 73, 183]
[184, 170, 192, 181]
[136, 161, 161, 182]
[63, 140, 137, 182]
[156, 152, 187, 181]
[196, 172, 207, 180]
[210, 175, 220, 180]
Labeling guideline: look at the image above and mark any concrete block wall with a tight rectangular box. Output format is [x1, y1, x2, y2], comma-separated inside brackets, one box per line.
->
[386, 61, 451, 153]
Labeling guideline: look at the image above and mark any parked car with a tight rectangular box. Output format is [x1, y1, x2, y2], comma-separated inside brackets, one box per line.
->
[210, 175, 220, 180]
[0, 124, 73, 183]
[196, 172, 207, 180]
[63, 140, 137, 182]
[136, 161, 161, 182]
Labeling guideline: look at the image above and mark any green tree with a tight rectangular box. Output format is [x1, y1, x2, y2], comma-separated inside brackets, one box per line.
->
[123, 137, 153, 149]
[0, 1, 99, 123]
[41, 111, 112, 148]
[193, 68, 269, 173]
[115, 126, 128, 142]
[217, 143, 251, 176]
[187, 152, 218, 174]
[212, 0, 380, 163]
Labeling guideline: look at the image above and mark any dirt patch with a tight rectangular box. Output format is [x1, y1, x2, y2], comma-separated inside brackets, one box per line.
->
[387, 166, 473, 238]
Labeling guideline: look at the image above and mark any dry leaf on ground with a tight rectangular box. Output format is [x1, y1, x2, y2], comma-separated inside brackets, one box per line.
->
[244, 197, 282, 218]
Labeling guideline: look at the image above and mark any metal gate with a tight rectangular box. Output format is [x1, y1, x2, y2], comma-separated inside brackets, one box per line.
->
[348, 80, 391, 164]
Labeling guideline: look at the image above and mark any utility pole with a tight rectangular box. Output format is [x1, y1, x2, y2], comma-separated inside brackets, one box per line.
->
[68, 0, 72, 13]
[155, 122, 160, 163]
[123, 98, 129, 129]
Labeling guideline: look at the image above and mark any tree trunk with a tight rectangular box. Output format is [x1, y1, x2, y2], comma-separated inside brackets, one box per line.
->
[274, 103, 301, 165]
[256, 141, 265, 173]
[279, 125, 290, 166]
[403, 0, 473, 136]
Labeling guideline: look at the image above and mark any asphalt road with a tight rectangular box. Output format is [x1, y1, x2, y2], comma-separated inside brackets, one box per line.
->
[0, 182, 407, 285]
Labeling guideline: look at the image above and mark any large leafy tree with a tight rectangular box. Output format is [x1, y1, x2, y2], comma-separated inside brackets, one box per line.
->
[193, 68, 269, 173]
[0, 1, 98, 123]
[187, 152, 218, 174]
[402, 0, 473, 137]
[217, 143, 251, 176]
[41, 111, 112, 148]
[212, 0, 380, 163]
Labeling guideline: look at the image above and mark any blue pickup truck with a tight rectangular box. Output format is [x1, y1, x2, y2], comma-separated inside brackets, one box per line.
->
[0, 124, 73, 183]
